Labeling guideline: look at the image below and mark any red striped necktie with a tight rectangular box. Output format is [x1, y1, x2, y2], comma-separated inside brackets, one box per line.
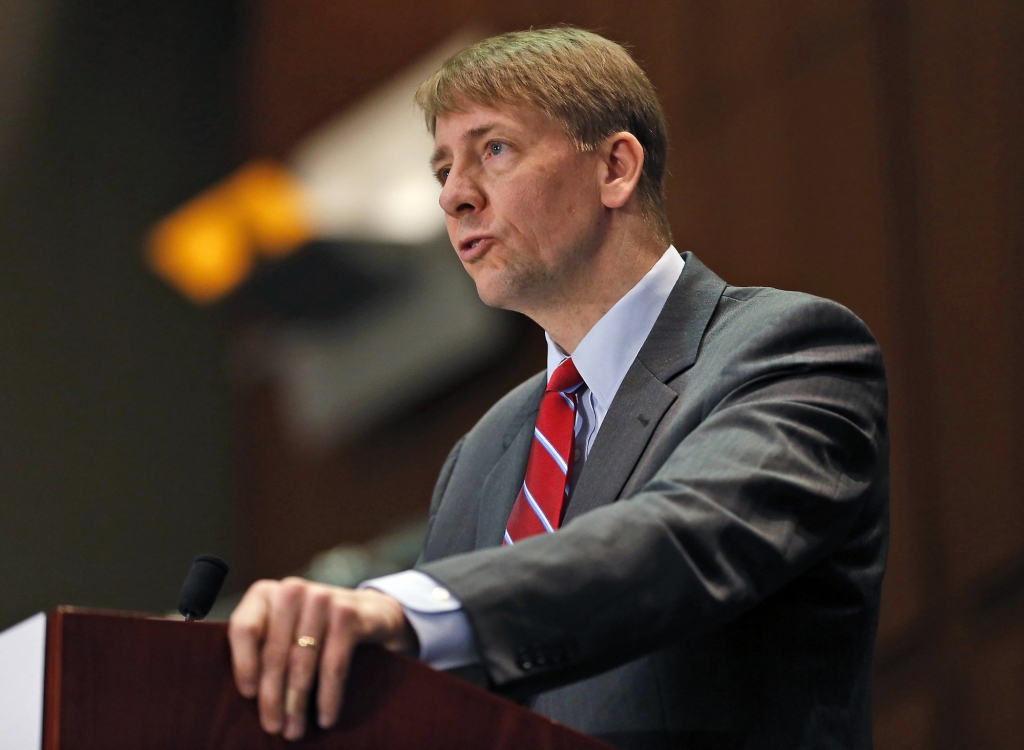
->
[504, 358, 585, 545]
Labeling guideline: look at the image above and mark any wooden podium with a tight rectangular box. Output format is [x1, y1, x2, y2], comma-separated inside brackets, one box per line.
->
[25, 607, 611, 749]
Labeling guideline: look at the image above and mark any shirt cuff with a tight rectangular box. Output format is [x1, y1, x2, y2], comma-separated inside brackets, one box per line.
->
[359, 569, 478, 671]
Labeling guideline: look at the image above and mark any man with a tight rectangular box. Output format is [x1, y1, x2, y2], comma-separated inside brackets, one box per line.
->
[229, 27, 888, 749]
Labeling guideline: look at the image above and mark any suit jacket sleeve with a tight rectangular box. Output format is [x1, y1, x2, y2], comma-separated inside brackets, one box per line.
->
[419, 290, 888, 696]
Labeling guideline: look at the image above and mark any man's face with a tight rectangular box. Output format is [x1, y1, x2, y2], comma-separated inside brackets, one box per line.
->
[431, 102, 606, 313]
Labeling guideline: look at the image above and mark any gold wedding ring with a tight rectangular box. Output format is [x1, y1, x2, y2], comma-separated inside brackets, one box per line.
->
[296, 635, 318, 649]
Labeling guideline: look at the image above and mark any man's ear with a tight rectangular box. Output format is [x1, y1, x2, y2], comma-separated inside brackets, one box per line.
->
[598, 132, 645, 210]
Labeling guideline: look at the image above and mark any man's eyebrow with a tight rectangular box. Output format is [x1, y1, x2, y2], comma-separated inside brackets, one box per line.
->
[429, 124, 501, 169]
[429, 146, 451, 170]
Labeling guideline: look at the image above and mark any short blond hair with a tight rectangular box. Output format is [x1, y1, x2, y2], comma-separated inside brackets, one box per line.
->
[415, 27, 672, 242]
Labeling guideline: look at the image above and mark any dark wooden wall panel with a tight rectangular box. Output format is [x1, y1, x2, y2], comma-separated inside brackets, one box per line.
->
[866, 0, 1024, 746]
[873, 686, 935, 750]
[909, 0, 1023, 591]
[968, 628, 1024, 746]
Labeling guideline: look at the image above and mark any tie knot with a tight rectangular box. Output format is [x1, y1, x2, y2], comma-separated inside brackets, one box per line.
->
[547, 357, 584, 394]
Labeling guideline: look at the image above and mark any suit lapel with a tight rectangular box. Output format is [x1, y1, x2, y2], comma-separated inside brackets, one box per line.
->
[561, 361, 677, 524]
[562, 252, 727, 523]
[638, 252, 727, 382]
[475, 378, 543, 549]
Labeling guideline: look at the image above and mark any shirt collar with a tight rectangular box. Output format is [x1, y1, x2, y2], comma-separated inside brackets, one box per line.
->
[546, 245, 685, 409]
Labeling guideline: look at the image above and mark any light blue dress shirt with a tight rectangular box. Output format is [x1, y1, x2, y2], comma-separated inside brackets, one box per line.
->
[362, 246, 685, 670]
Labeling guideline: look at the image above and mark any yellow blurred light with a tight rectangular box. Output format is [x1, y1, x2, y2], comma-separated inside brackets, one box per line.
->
[230, 161, 311, 258]
[147, 197, 252, 304]
[146, 160, 311, 304]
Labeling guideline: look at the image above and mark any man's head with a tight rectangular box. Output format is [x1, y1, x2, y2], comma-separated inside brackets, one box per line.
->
[416, 26, 671, 244]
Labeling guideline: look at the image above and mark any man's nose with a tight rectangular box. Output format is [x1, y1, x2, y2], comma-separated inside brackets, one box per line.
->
[439, 167, 484, 217]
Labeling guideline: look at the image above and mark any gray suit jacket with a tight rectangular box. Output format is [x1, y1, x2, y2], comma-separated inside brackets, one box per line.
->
[418, 253, 888, 750]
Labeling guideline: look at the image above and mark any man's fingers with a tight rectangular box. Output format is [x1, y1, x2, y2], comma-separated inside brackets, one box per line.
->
[257, 577, 305, 734]
[282, 586, 330, 741]
[227, 580, 412, 738]
[227, 581, 273, 698]
[316, 600, 359, 730]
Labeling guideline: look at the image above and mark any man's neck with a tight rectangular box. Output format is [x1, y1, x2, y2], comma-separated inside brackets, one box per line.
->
[531, 234, 667, 354]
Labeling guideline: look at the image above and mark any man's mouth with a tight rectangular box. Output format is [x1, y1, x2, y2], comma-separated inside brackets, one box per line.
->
[459, 236, 493, 258]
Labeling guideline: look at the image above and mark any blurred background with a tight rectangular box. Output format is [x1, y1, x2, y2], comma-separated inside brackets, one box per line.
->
[0, 0, 1020, 747]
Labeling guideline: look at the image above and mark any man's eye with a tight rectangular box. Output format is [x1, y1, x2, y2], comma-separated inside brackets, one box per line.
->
[489, 142, 505, 156]
[437, 167, 450, 184]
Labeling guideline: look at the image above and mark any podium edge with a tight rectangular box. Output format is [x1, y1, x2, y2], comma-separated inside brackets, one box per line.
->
[42, 610, 65, 750]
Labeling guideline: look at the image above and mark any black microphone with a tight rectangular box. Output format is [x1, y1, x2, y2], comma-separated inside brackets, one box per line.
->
[177, 554, 229, 620]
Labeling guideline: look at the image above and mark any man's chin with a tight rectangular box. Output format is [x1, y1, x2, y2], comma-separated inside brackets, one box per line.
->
[474, 283, 512, 310]
[471, 273, 522, 312]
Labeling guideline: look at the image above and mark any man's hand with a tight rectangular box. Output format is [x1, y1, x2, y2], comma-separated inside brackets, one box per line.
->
[228, 577, 416, 741]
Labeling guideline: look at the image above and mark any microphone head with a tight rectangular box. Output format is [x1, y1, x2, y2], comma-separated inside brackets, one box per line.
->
[177, 554, 229, 620]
